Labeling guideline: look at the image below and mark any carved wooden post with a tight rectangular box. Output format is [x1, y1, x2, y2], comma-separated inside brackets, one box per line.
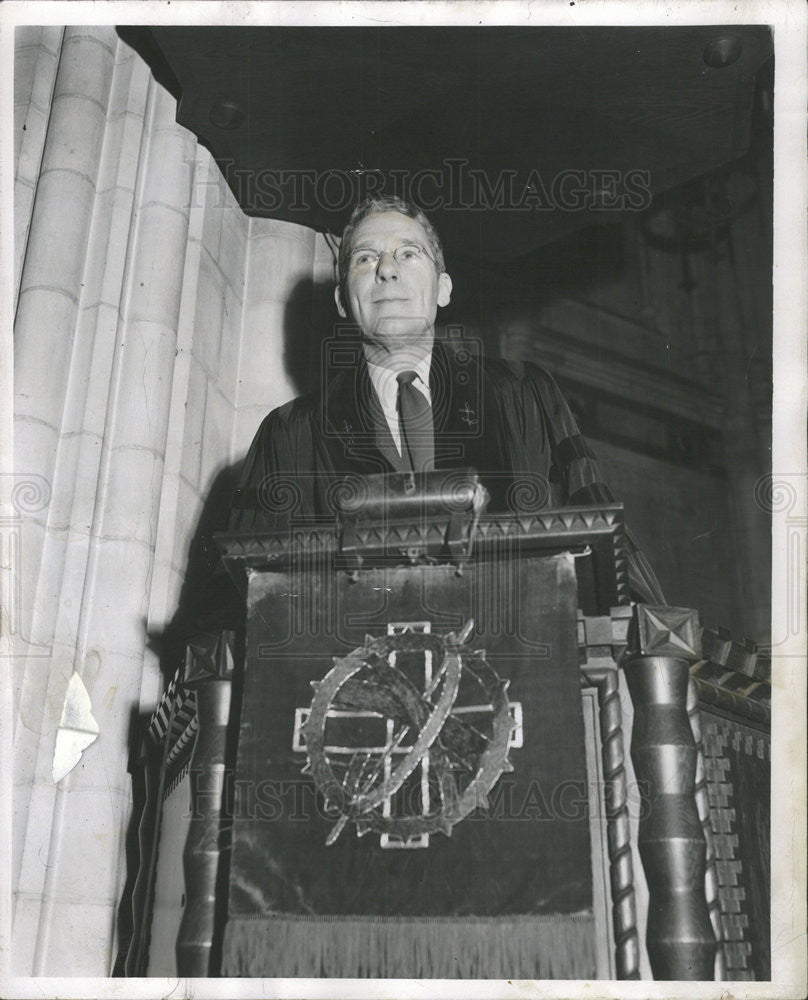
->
[176, 631, 235, 976]
[123, 715, 170, 976]
[623, 605, 716, 979]
[687, 677, 726, 980]
[579, 607, 639, 979]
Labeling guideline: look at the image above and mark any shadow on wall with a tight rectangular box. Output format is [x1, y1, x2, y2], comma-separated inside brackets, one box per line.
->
[283, 275, 344, 397]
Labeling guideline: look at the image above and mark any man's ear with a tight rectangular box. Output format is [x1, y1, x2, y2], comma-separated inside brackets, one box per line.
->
[334, 284, 348, 319]
[437, 272, 452, 308]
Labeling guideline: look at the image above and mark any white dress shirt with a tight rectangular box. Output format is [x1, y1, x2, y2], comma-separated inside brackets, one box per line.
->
[365, 352, 432, 456]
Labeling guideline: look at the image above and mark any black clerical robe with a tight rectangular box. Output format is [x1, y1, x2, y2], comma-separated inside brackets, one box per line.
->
[232, 340, 610, 525]
[178, 339, 662, 643]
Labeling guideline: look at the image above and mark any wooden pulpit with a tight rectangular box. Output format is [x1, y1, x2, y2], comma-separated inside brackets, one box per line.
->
[123, 474, 770, 980]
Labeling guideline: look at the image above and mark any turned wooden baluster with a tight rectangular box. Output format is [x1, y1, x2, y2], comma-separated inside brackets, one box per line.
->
[579, 607, 640, 979]
[176, 630, 235, 976]
[687, 676, 726, 980]
[623, 604, 716, 980]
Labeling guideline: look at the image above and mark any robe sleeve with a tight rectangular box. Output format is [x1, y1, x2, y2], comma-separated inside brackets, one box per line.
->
[164, 401, 321, 659]
[228, 400, 321, 535]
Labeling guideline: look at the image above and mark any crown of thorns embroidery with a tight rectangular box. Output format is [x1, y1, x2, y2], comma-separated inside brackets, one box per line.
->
[300, 621, 517, 847]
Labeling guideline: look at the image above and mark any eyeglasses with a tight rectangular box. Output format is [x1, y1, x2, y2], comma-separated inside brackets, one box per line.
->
[348, 243, 435, 273]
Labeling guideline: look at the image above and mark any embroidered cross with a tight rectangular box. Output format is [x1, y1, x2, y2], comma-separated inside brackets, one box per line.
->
[459, 403, 477, 426]
[292, 621, 523, 849]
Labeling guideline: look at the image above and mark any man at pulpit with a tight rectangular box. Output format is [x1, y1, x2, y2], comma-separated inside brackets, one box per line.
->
[160, 195, 713, 983]
[226, 194, 663, 604]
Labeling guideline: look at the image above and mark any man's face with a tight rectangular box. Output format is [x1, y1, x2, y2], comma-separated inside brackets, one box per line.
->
[335, 212, 452, 351]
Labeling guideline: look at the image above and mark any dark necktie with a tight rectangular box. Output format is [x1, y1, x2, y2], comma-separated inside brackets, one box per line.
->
[396, 370, 435, 472]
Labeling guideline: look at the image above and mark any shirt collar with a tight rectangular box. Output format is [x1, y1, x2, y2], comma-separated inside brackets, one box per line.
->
[364, 349, 432, 415]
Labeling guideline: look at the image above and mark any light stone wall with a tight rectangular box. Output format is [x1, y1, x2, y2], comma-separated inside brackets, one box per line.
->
[11, 27, 324, 975]
[13, 26, 65, 304]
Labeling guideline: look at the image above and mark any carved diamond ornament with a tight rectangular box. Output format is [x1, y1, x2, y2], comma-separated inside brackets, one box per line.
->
[635, 604, 700, 659]
[293, 620, 521, 849]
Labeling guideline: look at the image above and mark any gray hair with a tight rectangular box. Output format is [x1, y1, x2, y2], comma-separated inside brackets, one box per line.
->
[337, 195, 446, 289]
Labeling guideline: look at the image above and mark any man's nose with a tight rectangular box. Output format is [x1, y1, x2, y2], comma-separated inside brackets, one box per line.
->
[375, 249, 399, 279]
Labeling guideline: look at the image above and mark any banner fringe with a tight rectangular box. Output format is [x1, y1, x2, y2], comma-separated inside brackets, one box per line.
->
[222, 913, 596, 978]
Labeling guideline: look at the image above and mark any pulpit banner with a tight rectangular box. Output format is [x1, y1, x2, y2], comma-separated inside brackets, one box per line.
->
[221, 551, 596, 978]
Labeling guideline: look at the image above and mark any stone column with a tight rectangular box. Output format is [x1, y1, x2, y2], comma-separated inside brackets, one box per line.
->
[14, 26, 117, 649]
[12, 27, 120, 974]
[13, 26, 65, 301]
[28, 81, 196, 977]
[12, 36, 202, 972]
